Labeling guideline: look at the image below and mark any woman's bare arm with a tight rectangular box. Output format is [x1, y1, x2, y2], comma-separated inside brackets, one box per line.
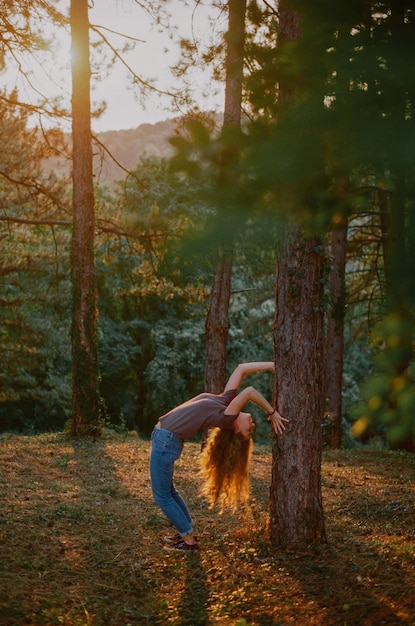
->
[223, 362, 275, 392]
[224, 385, 289, 434]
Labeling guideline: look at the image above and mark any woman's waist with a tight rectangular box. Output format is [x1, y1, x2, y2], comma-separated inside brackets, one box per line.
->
[154, 421, 184, 442]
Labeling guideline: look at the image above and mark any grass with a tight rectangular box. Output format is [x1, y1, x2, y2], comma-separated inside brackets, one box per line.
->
[0, 432, 414, 625]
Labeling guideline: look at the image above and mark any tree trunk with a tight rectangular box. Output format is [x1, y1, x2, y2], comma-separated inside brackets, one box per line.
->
[223, 0, 246, 129]
[70, 0, 101, 437]
[204, 0, 246, 395]
[269, 0, 326, 549]
[204, 252, 233, 394]
[271, 229, 327, 547]
[323, 217, 347, 448]
[321, 18, 352, 450]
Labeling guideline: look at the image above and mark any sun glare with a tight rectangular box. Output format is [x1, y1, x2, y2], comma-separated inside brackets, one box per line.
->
[70, 40, 83, 73]
[3, 0, 224, 132]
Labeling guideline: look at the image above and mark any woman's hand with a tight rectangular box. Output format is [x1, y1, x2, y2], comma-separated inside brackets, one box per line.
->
[268, 410, 289, 435]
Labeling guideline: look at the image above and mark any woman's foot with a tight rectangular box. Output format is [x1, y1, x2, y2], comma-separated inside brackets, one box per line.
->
[163, 532, 198, 545]
[163, 540, 199, 552]
[163, 532, 182, 544]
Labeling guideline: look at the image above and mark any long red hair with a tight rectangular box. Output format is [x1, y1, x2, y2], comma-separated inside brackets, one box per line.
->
[199, 428, 253, 512]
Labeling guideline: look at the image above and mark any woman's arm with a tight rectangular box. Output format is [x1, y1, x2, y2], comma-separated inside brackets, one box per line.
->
[224, 385, 289, 434]
[223, 362, 275, 392]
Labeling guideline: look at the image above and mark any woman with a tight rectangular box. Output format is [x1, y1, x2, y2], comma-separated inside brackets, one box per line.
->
[149, 361, 288, 552]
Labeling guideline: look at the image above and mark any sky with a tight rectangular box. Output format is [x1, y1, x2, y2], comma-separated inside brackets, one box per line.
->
[89, 0, 225, 132]
[3, 0, 225, 133]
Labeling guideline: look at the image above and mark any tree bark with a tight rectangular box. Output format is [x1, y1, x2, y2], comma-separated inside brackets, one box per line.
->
[323, 217, 347, 448]
[204, 0, 246, 395]
[204, 252, 233, 394]
[70, 0, 101, 437]
[271, 230, 327, 547]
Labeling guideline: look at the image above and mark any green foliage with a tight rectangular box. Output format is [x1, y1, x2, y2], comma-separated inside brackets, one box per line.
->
[97, 316, 143, 430]
[0, 98, 72, 432]
[94, 157, 212, 433]
[0, 292, 73, 432]
[241, 1, 415, 448]
[169, 115, 287, 254]
[143, 318, 206, 420]
[95, 156, 277, 436]
[3, 0, 415, 449]
[351, 313, 415, 446]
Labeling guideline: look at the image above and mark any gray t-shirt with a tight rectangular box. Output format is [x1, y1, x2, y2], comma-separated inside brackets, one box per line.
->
[158, 389, 238, 440]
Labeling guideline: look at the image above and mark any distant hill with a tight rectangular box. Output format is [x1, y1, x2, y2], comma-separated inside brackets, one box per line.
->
[93, 119, 178, 185]
[45, 113, 223, 186]
[45, 118, 179, 187]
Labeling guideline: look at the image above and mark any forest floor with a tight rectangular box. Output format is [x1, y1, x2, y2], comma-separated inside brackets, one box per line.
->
[0, 432, 414, 626]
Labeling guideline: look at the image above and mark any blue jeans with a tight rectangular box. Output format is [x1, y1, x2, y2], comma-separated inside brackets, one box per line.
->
[150, 427, 194, 537]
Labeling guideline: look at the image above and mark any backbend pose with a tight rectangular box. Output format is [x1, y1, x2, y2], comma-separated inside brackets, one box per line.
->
[149, 361, 288, 552]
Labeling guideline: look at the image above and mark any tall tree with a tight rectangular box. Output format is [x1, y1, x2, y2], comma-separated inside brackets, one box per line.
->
[70, 0, 101, 436]
[204, 0, 247, 395]
[320, 15, 355, 450]
[323, 216, 348, 448]
[269, 1, 326, 547]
